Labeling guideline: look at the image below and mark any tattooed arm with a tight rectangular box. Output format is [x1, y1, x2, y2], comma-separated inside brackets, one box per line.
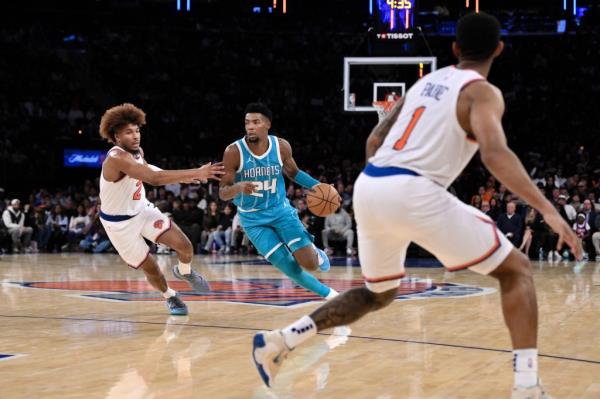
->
[309, 287, 398, 331]
[365, 98, 405, 163]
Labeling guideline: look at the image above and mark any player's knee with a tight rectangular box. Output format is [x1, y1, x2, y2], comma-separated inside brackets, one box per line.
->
[172, 235, 193, 257]
[181, 237, 193, 257]
[493, 249, 532, 285]
[295, 252, 319, 271]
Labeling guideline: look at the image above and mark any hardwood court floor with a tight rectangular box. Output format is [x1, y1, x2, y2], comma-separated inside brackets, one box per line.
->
[0, 253, 598, 398]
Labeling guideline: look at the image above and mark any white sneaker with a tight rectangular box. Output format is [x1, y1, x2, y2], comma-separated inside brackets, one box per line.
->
[511, 382, 553, 399]
[553, 251, 562, 261]
[252, 330, 290, 387]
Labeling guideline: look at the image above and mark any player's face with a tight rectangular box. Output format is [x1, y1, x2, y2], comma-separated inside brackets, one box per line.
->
[115, 123, 141, 154]
[244, 113, 270, 143]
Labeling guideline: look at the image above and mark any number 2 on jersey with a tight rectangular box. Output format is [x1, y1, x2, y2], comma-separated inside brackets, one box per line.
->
[133, 180, 142, 200]
[393, 106, 426, 151]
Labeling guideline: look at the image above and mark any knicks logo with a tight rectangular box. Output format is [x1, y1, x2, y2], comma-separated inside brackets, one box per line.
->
[153, 220, 164, 229]
[12, 278, 494, 307]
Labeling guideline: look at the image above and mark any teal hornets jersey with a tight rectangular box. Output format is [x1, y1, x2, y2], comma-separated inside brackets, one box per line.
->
[233, 135, 288, 212]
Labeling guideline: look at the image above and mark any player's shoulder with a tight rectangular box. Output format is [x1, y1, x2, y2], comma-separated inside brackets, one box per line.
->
[464, 79, 502, 98]
[224, 142, 241, 154]
[106, 147, 129, 161]
[276, 136, 291, 150]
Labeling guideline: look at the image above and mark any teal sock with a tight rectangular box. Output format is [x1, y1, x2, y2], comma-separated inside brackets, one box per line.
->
[268, 246, 331, 297]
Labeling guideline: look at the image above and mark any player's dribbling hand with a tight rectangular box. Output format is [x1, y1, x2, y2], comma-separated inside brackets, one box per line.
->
[543, 212, 583, 260]
[238, 181, 258, 195]
[198, 162, 226, 182]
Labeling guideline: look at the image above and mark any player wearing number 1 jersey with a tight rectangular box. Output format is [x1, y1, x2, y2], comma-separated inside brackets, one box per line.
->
[98, 103, 224, 315]
[219, 103, 338, 299]
[252, 13, 582, 397]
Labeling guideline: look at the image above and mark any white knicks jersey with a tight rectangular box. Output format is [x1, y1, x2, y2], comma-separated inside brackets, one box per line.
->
[370, 65, 486, 188]
[99, 146, 148, 216]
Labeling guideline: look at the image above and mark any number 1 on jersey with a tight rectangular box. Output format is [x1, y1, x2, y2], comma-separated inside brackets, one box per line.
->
[393, 106, 426, 151]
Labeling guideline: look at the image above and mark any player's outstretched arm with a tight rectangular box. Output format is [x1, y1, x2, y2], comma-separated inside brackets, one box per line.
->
[106, 149, 224, 186]
[278, 138, 319, 189]
[218, 144, 256, 200]
[365, 97, 404, 163]
[467, 81, 582, 259]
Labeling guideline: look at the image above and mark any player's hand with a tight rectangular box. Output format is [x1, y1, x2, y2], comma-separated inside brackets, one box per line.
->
[197, 162, 226, 182]
[543, 212, 583, 260]
[238, 181, 258, 195]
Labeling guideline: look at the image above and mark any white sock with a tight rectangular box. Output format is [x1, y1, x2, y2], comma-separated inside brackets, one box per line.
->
[178, 261, 191, 275]
[162, 288, 177, 299]
[513, 348, 538, 388]
[313, 244, 324, 266]
[326, 288, 339, 299]
[281, 315, 317, 349]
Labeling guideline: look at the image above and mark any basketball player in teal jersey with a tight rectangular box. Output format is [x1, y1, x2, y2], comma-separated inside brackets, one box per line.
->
[219, 103, 338, 299]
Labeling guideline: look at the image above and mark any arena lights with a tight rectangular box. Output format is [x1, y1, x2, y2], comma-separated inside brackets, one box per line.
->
[176, 0, 191, 12]
[272, 0, 287, 14]
[377, 0, 413, 31]
[465, 0, 479, 13]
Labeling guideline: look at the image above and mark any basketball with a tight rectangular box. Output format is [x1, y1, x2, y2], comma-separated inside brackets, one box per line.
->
[306, 183, 341, 217]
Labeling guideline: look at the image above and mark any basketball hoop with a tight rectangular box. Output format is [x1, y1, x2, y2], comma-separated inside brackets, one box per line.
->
[372, 100, 398, 122]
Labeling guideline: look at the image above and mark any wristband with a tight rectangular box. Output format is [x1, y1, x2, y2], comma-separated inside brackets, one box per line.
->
[295, 170, 319, 189]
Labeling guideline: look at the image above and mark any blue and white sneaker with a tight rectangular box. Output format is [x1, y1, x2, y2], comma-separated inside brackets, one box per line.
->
[165, 294, 188, 316]
[173, 265, 211, 293]
[252, 330, 290, 387]
[313, 244, 331, 272]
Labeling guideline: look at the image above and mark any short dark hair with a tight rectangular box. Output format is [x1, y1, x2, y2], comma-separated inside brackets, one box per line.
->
[456, 12, 501, 61]
[245, 102, 273, 122]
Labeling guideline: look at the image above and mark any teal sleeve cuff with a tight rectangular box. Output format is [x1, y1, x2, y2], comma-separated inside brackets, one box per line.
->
[295, 170, 319, 189]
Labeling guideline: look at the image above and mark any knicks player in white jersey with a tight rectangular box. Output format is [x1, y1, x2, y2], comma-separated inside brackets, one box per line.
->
[98, 103, 224, 315]
[252, 13, 582, 397]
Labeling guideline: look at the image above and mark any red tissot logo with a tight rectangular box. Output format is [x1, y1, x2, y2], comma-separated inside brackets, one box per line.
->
[153, 220, 164, 229]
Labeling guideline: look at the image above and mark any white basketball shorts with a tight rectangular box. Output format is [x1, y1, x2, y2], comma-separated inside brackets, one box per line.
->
[353, 173, 513, 293]
[100, 204, 171, 268]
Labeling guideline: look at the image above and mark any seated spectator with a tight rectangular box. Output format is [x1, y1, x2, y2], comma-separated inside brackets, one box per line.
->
[580, 199, 597, 259]
[532, 210, 560, 261]
[481, 201, 492, 218]
[557, 194, 576, 222]
[66, 204, 90, 251]
[172, 199, 203, 254]
[591, 213, 600, 261]
[46, 204, 69, 252]
[482, 177, 496, 202]
[570, 194, 582, 212]
[322, 206, 355, 256]
[488, 197, 501, 221]
[572, 212, 590, 260]
[231, 211, 249, 254]
[205, 204, 234, 254]
[519, 208, 537, 258]
[496, 201, 523, 247]
[202, 201, 221, 253]
[33, 206, 50, 251]
[1, 199, 33, 253]
[470, 187, 484, 209]
[79, 214, 111, 253]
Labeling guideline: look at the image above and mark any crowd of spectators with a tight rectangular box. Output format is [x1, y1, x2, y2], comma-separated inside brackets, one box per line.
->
[1, 5, 600, 260]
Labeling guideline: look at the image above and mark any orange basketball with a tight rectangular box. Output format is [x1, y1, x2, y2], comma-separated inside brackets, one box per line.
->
[306, 183, 341, 217]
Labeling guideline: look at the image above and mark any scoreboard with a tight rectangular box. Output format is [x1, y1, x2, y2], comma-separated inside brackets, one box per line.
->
[373, 0, 415, 33]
